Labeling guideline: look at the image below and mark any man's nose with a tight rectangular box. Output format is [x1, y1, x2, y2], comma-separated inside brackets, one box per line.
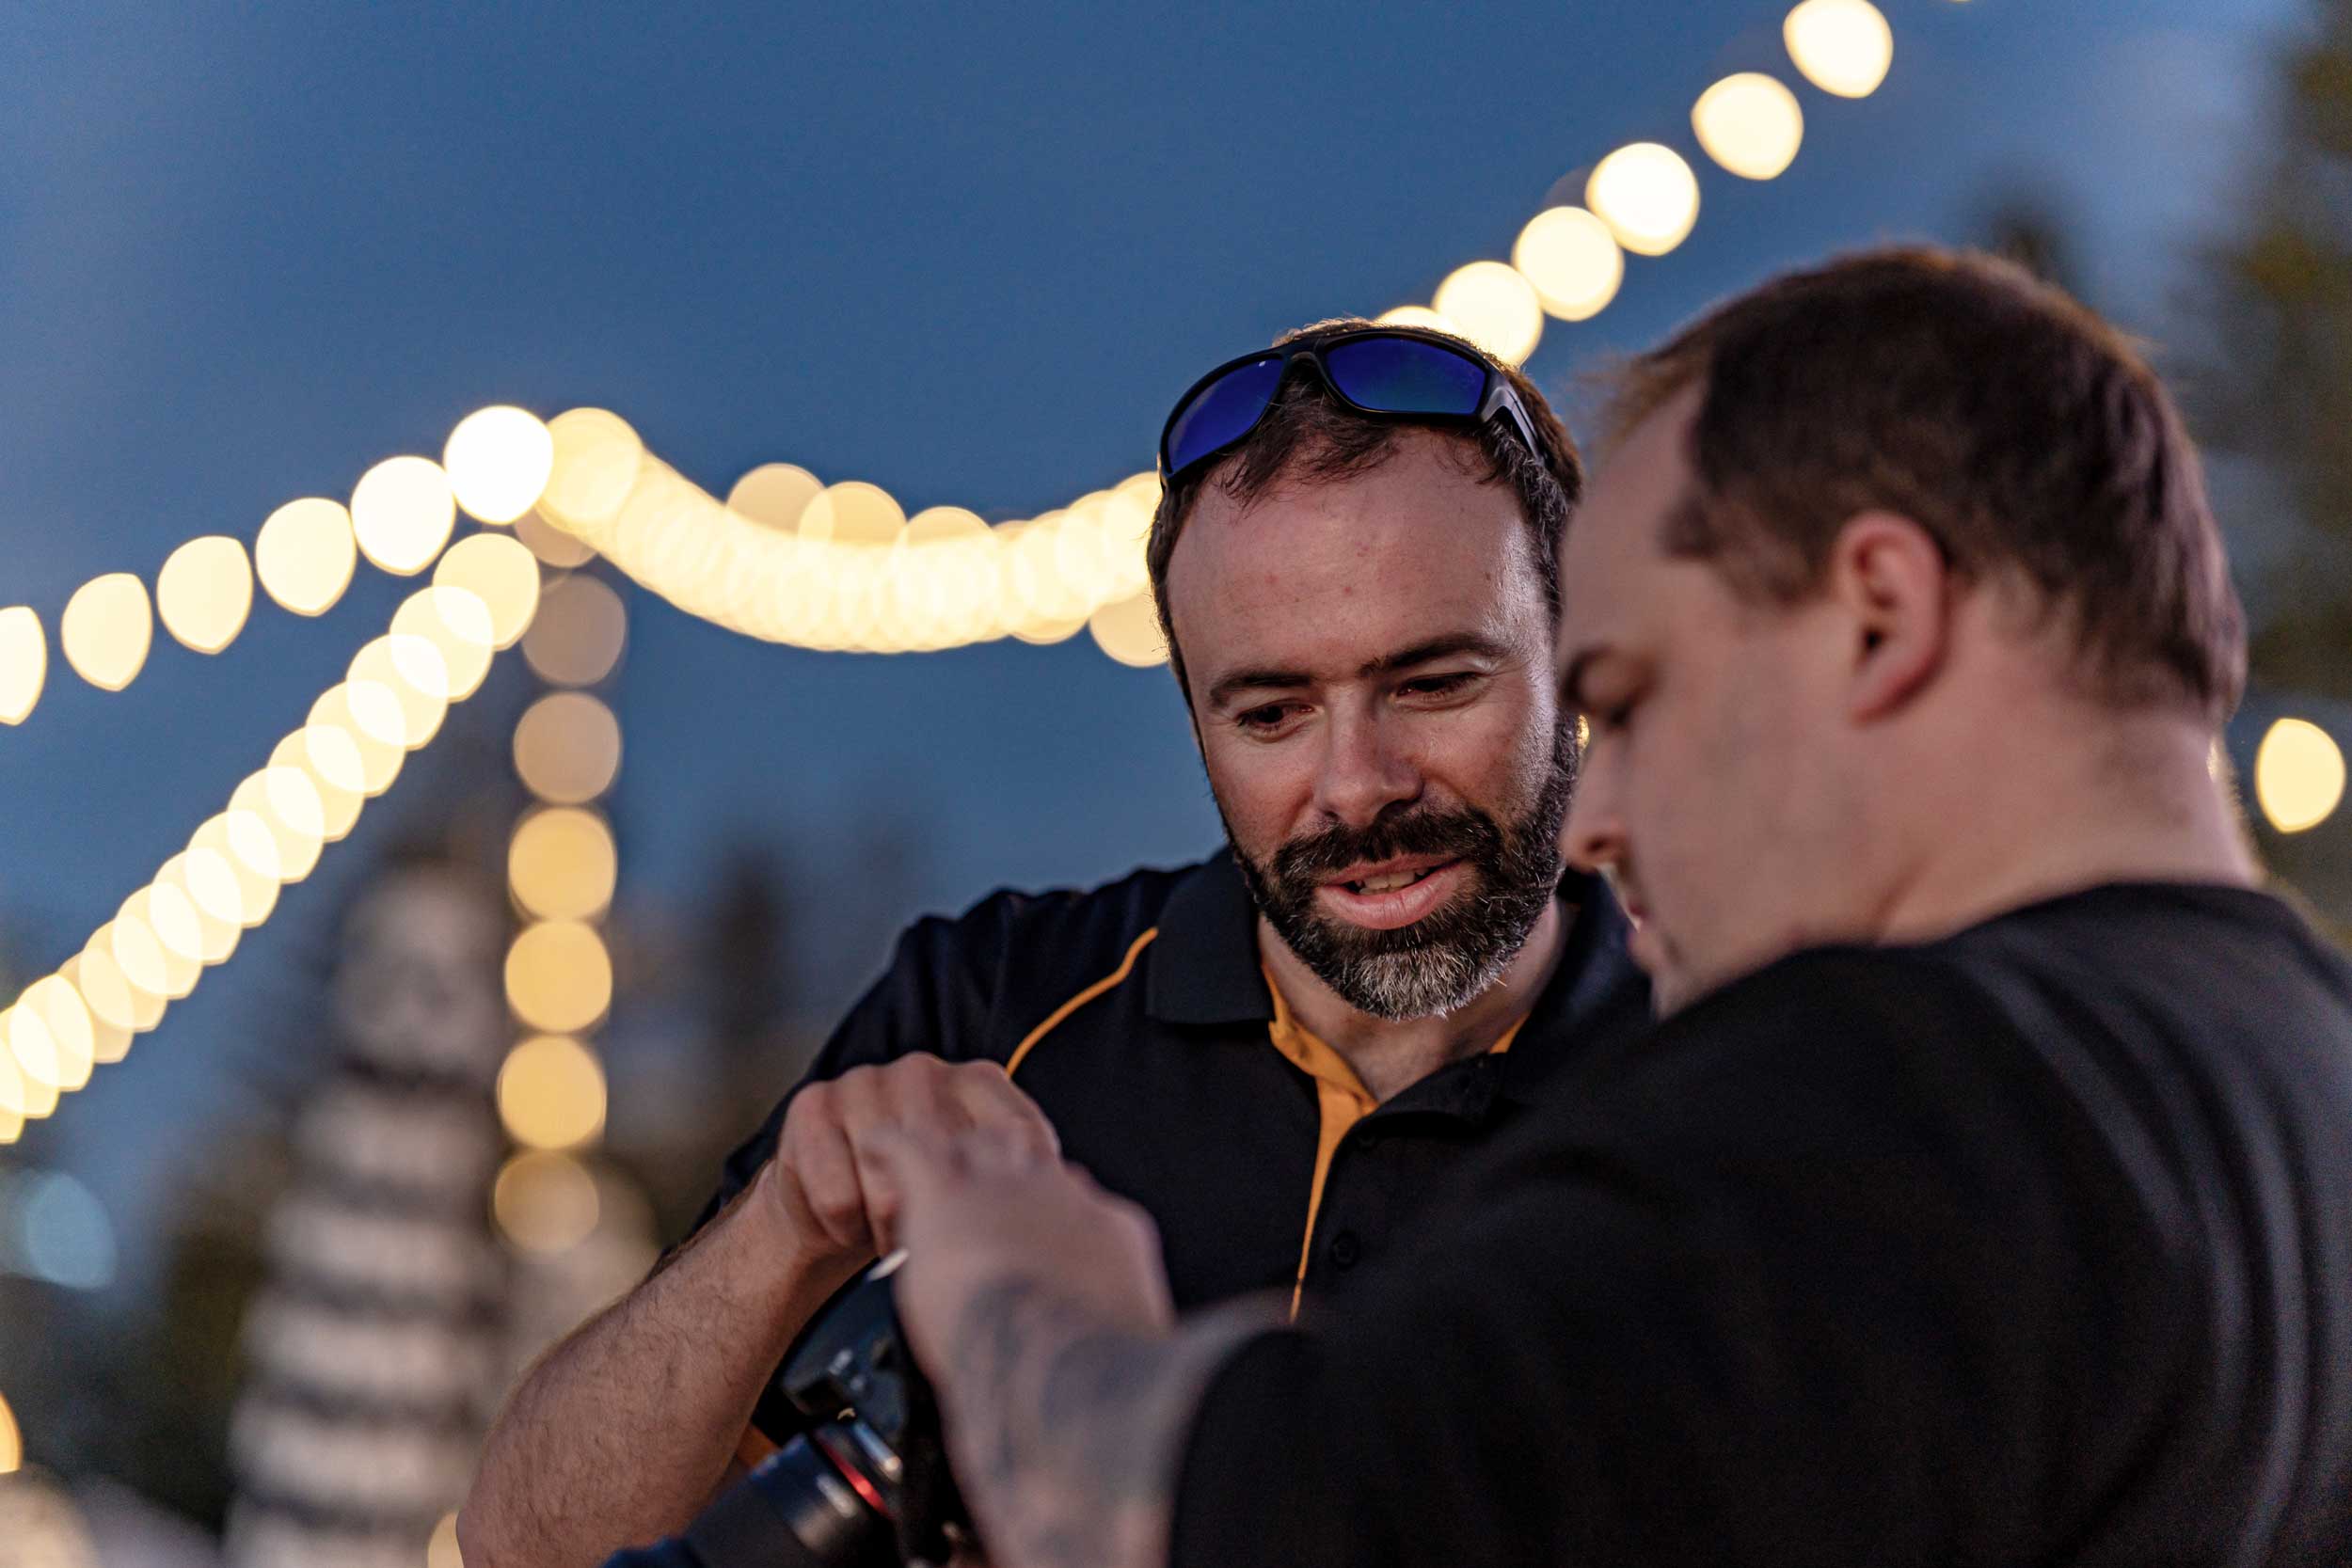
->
[1561, 765, 1623, 874]
[1311, 710, 1422, 830]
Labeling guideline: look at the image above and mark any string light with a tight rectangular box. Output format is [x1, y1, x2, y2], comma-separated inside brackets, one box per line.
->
[254, 498, 359, 616]
[522, 575, 628, 687]
[444, 406, 557, 525]
[155, 536, 255, 655]
[494, 1151, 600, 1253]
[59, 574, 151, 691]
[1785, 0, 1895, 99]
[2255, 717, 2346, 834]
[497, 1036, 608, 1151]
[1511, 207, 1624, 322]
[350, 455, 457, 576]
[1587, 143, 1702, 258]
[0, 607, 43, 724]
[514, 691, 622, 804]
[1692, 73, 1805, 180]
[1432, 261, 1545, 366]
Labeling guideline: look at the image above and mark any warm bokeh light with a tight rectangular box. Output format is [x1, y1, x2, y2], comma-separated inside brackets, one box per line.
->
[1088, 593, 1169, 669]
[310, 683, 408, 796]
[1432, 261, 1544, 366]
[61, 958, 133, 1065]
[1692, 71, 1805, 180]
[435, 534, 541, 649]
[350, 455, 457, 576]
[1375, 305, 1465, 336]
[1784, 0, 1894, 98]
[0, 606, 44, 725]
[59, 573, 152, 691]
[515, 691, 622, 804]
[728, 463, 824, 531]
[254, 497, 359, 616]
[444, 405, 556, 524]
[1511, 206, 1625, 322]
[7, 1006, 64, 1099]
[193, 811, 281, 927]
[137, 879, 209, 973]
[505, 920, 614, 1034]
[494, 1150, 601, 1253]
[230, 768, 326, 884]
[509, 807, 618, 922]
[178, 843, 250, 936]
[522, 573, 628, 687]
[800, 481, 906, 546]
[111, 901, 192, 1003]
[155, 535, 254, 654]
[2254, 717, 2346, 833]
[74, 935, 162, 1035]
[23, 976, 98, 1091]
[1587, 142, 1701, 257]
[538, 408, 646, 531]
[498, 1035, 609, 1150]
[0, 1387, 19, 1473]
[350, 633, 453, 749]
[392, 585, 496, 702]
[156, 853, 240, 965]
[270, 729, 363, 841]
[516, 507, 599, 568]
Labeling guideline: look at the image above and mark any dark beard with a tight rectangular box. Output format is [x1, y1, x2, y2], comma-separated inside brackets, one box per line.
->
[1224, 721, 1576, 1022]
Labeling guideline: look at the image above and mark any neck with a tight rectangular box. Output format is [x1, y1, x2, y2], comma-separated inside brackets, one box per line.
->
[1873, 709, 2257, 947]
[1259, 897, 1565, 1103]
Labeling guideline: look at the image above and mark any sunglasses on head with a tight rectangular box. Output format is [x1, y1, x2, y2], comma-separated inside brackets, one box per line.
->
[1156, 325, 1548, 486]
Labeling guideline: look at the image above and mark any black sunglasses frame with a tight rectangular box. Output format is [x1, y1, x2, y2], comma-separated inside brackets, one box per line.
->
[1155, 325, 1548, 486]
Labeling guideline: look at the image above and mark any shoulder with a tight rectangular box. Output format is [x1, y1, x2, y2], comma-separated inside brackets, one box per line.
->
[883, 857, 1208, 1022]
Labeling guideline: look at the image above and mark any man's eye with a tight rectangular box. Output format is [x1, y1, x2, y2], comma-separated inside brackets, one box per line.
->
[1400, 673, 1474, 699]
[1237, 704, 1299, 733]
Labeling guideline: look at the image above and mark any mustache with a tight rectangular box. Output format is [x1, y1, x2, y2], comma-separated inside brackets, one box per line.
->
[1270, 806, 1502, 886]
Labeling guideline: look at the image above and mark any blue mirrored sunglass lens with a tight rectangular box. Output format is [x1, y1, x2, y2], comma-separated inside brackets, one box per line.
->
[1166, 356, 1285, 474]
[1322, 338, 1487, 416]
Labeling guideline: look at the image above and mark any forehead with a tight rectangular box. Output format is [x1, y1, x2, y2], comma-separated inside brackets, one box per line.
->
[1557, 391, 1700, 650]
[1167, 431, 1542, 677]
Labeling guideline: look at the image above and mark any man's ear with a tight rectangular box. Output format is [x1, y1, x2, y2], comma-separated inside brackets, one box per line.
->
[1824, 511, 1951, 723]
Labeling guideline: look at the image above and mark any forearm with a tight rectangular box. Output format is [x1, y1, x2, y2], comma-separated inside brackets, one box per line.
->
[460, 1170, 863, 1568]
[934, 1281, 1280, 1568]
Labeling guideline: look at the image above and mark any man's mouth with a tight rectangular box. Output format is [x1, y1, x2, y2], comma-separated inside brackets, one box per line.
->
[1313, 857, 1466, 930]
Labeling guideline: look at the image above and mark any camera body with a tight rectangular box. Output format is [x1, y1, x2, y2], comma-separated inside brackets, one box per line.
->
[724, 1252, 967, 1567]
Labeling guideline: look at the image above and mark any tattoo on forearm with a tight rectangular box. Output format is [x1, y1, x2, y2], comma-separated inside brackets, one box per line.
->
[939, 1283, 1279, 1568]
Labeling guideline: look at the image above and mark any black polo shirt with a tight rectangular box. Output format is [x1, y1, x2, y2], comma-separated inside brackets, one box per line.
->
[689, 850, 1649, 1445]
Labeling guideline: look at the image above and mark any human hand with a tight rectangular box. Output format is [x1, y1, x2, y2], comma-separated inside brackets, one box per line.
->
[864, 1129, 1174, 1391]
[757, 1056, 1060, 1277]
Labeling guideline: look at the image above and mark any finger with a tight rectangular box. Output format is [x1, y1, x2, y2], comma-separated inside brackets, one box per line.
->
[788, 1115, 873, 1254]
[951, 1123, 1055, 1176]
[946, 1063, 1061, 1161]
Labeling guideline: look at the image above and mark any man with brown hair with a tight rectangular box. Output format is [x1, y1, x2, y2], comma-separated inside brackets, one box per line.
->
[870, 247, 2352, 1566]
[462, 320, 1649, 1565]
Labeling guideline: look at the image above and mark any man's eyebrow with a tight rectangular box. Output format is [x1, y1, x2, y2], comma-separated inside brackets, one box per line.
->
[1204, 667, 1312, 711]
[1359, 633, 1510, 679]
[1204, 634, 1512, 712]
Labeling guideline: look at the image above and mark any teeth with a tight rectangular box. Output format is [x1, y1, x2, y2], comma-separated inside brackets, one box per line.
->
[1354, 867, 1428, 894]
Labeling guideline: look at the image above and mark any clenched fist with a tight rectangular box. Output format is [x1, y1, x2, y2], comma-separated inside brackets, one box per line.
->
[755, 1055, 1060, 1273]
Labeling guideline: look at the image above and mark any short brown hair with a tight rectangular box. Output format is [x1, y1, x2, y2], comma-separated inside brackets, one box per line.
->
[1604, 246, 2245, 721]
[1148, 318, 1583, 700]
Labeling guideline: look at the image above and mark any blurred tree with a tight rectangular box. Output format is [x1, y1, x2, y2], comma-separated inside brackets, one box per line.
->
[2201, 0, 2352, 702]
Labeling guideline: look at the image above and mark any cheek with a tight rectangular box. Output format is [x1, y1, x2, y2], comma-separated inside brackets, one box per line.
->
[1200, 734, 1315, 850]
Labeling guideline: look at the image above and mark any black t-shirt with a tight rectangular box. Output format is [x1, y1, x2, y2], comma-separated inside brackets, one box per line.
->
[1173, 882, 2352, 1566]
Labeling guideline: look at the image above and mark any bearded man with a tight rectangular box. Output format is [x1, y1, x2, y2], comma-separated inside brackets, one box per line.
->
[460, 319, 1647, 1567]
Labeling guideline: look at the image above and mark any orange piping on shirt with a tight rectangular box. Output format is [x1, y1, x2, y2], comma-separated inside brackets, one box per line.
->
[1272, 984, 1533, 1320]
[1005, 927, 1159, 1080]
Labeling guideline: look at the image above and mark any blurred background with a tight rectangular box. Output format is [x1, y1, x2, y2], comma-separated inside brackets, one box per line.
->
[2, 0, 2349, 1561]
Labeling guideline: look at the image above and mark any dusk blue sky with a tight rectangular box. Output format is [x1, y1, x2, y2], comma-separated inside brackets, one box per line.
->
[0, 0, 2310, 1275]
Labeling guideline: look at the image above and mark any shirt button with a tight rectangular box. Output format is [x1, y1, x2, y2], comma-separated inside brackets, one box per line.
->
[1328, 1229, 1362, 1270]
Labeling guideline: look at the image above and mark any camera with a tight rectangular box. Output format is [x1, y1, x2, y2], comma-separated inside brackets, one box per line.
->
[684, 1253, 968, 1568]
